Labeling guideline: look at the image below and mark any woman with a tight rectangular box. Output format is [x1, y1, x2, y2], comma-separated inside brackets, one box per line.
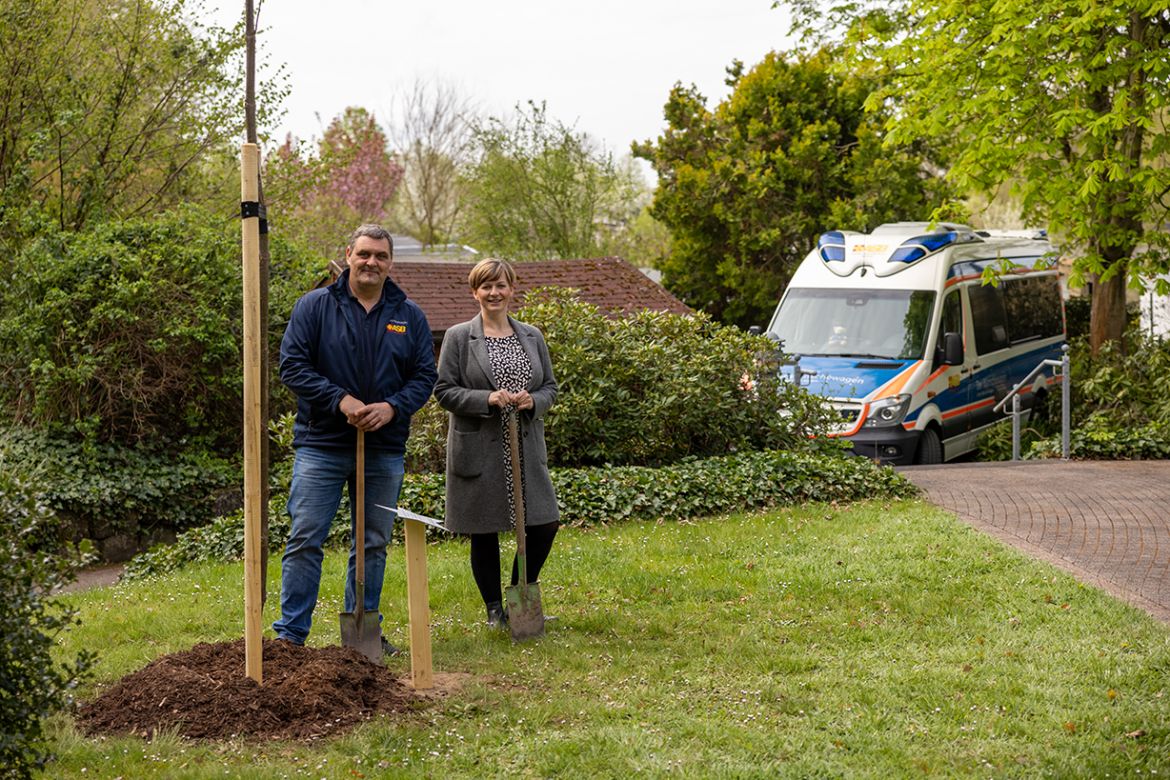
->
[434, 258, 560, 627]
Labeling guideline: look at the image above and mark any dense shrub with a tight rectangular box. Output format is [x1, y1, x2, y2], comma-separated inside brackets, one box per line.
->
[0, 461, 93, 779]
[977, 330, 1170, 460]
[1073, 334, 1170, 428]
[409, 288, 839, 471]
[0, 427, 237, 557]
[124, 448, 914, 579]
[0, 205, 320, 449]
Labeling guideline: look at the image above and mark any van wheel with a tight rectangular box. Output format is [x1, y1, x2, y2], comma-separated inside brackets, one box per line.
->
[915, 428, 943, 465]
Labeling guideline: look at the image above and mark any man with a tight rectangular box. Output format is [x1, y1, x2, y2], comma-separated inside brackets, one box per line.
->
[274, 224, 437, 654]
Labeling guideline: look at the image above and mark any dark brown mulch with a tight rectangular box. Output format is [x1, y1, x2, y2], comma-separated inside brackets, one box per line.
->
[76, 638, 413, 742]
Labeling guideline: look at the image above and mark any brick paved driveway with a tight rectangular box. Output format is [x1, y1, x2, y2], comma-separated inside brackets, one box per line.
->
[898, 460, 1170, 624]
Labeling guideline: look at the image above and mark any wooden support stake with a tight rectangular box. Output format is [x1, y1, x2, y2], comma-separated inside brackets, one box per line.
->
[241, 141, 263, 684]
[403, 519, 433, 690]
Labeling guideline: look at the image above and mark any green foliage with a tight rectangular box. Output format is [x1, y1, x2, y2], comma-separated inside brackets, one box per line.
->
[517, 288, 840, 467]
[827, 0, 1170, 348]
[0, 206, 320, 447]
[0, 460, 93, 779]
[406, 289, 839, 472]
[552, 448, 914, 525]
[1074, 334, 1170, 429]
[0, 0, 283, 251]
[123, 448, 913, 579]
[462, 101, 644, 260]
[0, 426, 236, 547]
[634, 49, 952, 327]
[404, 398, 450, 474]
[596, 203, 674, 270]
[978, 331, 1170, 460]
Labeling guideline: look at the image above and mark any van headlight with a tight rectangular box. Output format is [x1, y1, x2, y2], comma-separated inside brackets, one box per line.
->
[864, 394, 912, 428]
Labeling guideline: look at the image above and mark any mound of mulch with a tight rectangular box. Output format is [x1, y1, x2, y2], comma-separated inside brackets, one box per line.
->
[76, 638, 413, 742]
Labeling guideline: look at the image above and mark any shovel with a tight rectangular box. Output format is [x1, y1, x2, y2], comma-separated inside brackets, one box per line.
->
[505, 411, 545, 640]
[339, 429, 382, 663]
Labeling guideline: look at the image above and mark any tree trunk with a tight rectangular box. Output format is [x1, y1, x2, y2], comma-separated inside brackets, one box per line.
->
[1088, 265, 1128, 355]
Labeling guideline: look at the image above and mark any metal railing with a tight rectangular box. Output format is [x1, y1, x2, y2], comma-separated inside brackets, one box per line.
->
[992, 343, 1071, 461]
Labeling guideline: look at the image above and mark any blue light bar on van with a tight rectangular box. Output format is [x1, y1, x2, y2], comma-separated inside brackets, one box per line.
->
[889, 231, 962, 263]
[818, 231, 846, 262]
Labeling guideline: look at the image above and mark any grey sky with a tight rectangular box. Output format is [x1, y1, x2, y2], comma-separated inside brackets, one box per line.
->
[209, 1, 795, 161]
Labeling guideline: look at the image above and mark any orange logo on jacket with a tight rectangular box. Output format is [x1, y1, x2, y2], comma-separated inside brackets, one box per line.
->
[386, 322, 407, 334]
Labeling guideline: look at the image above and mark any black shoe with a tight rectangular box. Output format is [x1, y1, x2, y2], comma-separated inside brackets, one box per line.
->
[381, 637, 401, 657]
[486, 601, 509, 628]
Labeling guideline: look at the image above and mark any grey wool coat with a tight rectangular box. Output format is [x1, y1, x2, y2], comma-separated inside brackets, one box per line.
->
[434, 315, 560, 533]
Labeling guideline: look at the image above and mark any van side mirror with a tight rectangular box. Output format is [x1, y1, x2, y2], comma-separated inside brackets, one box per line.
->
[943, 332, 963, 365]
[747, 325, 763, 336]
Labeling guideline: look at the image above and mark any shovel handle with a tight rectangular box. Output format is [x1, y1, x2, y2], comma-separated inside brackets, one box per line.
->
[506, 412, 527, 580]
[355, 429, 365, 618]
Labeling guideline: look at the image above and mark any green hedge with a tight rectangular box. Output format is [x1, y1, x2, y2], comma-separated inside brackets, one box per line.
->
[0, 205, 320, 449]
[407, 288, 840, 472]
[0, 427, 236, 551]
[124, 449, 916, 579]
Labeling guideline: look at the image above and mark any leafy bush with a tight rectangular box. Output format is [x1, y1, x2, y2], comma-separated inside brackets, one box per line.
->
[1029, 416, 1170, 460]
[1073, 334, 1170, 428]
[977, 330, 1170, 461]
[0, 205, 320, 449]
[0, 427, 237, 555]
[124, 449, 915, 579]
[0, 460, 93, 779]
[404, 399, 449, 474]
[417, 288, 834, 470]
[524, 289, 837, 467]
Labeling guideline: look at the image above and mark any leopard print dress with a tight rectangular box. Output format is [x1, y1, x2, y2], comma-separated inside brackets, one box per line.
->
[485, 334, 532, 526]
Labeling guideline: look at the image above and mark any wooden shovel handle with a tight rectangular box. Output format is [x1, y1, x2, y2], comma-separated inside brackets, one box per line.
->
[355, 429, 365, 614]
[507, 412, 527, 571]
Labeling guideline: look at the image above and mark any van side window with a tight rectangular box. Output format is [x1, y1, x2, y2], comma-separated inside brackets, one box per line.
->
[1002, 274, 1063, 342]
[934, 291, 963, 364]
[969, 284, 1010, 354]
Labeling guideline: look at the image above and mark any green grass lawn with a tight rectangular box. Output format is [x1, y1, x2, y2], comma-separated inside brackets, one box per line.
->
[48, 499, 1170, 779]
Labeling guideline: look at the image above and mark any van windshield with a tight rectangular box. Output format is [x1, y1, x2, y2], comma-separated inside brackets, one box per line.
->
[768, 288, 936, 360]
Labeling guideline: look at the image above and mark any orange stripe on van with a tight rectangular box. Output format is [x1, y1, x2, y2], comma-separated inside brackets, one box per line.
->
[873, 361, 921, 399]
[915, 365, 948, 393]
[940, 397, 997, 420]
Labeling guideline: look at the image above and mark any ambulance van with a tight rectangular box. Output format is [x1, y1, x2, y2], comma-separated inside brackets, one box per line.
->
[764, 222, 1065, 465]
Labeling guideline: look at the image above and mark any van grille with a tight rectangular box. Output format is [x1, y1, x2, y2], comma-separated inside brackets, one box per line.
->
[832, 403, 864, 434]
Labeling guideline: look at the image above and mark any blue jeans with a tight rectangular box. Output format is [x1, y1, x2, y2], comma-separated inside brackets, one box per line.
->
[272, 445, 404, 644]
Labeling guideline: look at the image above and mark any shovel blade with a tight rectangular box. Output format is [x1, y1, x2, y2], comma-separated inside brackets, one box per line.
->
[339, 610, 383, 664]
[505, 581, 545, 641]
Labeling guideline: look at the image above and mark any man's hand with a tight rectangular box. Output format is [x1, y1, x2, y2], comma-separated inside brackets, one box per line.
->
[340, 395, 396, 431]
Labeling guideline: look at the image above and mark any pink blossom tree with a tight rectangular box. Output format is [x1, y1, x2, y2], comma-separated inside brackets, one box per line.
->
[265, 107, 403, 261]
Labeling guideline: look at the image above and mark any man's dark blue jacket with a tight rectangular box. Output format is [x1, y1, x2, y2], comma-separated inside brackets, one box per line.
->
[280, 269, 437, 453]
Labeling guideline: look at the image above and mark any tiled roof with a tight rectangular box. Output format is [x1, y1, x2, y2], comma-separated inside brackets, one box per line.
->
[388, 257, 692, 334]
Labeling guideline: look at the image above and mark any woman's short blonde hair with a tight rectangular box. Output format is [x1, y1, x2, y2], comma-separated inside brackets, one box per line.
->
[468, 258, 516, 290]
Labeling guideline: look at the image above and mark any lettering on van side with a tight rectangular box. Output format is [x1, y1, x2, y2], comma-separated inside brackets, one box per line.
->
[824, 374, 865, 385]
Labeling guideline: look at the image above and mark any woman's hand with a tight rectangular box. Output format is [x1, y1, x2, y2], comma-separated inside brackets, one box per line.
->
[488, 389, 533, 410]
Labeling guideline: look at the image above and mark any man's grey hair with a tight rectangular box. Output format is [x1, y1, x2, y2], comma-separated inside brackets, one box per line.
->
[346, 224, 394, 255]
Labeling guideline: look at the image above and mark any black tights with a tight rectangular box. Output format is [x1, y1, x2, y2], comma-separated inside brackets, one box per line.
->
[469, 523, 559, 606]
